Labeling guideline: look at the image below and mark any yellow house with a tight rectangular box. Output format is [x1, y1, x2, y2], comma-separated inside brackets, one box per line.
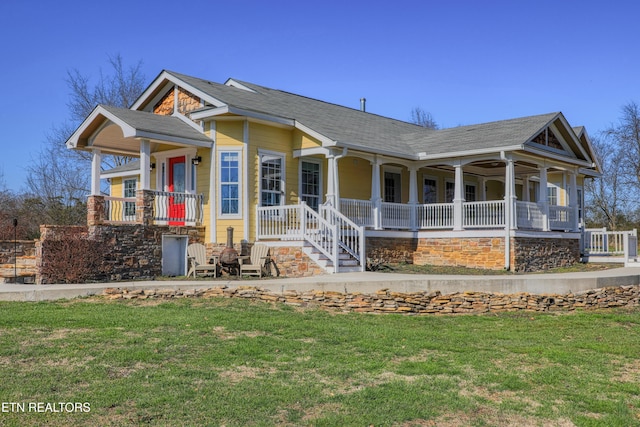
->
[66, 70, 601, 275]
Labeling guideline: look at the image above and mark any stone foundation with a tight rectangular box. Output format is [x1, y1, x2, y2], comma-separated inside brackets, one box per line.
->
[511, 236, 579, 272]
[366, 237, 415, 264]
[102, 285, 640, 315]
[366, 234, 580, 272]
[37, 224, 203, 284]
[414, 237, 505, 270]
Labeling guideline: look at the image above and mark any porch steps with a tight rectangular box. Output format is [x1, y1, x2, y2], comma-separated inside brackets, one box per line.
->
[0, 256, 37, 284]
[302, 242, 362, 274]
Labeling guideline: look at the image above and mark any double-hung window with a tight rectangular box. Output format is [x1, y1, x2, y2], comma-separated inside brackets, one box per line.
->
[260, 152, 285, 207]
[300, 160, 321, 210]
[423, 178, 437, 204]
[123, 178, 136, 221]
[220, 151, 240, 216]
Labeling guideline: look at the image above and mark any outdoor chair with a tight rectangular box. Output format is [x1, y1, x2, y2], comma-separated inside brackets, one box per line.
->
[187, 243, 218, 278]
[238, 243, 271, 277]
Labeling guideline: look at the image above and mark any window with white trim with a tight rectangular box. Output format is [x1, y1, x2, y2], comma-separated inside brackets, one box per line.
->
[260, 152, 285, 207]
[300, 160, 321, 210]
[423, 177, 437, 204]
[465, 184, 476, 202]
[445, 181, 455, 203]
[123, 178, 136, 220]
[220, 151, 240, 216]
[547, 185, 558, 206]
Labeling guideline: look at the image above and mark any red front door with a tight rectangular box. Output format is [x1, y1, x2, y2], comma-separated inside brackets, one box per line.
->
[168, 156, 186, 225]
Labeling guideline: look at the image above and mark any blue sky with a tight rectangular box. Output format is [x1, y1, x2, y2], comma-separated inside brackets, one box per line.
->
[0, 0, 638, 191]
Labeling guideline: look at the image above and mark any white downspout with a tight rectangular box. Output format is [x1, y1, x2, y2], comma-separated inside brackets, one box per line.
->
[501, 151, 512, 271]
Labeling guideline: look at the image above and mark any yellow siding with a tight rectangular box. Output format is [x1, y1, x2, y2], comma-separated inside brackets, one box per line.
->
[214, 121, 246, 241]
[293, 129, 322, 150]
[216, 219, 245, 243]
[110, 177, 123, 197]
[217, 121, 245, 147]
[247, 122, 297, 240]
[339, 157, 371, 200]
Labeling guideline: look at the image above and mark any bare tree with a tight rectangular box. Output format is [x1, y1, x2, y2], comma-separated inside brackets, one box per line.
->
[584, 136, 628, 229]
[25, 55, 146, 229]
[409, 107, 438, 130]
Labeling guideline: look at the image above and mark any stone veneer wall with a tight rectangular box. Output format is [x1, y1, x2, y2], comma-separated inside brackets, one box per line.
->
[103, 285, 640, 315]
[367, 235, 580, 272]
[366, 236, 505, 270]
[366, 237, 416, 264]
[414, 237, 506, 270]
[37, 224, 204, 284]
[37, 225, 324, 283]
[204, 243, 325, 278]
[0, 240, 36, 263]
[511, 237, 579, 273]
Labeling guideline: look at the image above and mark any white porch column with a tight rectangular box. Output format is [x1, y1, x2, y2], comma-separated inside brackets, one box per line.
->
[478, 177, 486, 201]
[538, 165, 549, 231]
[522, 176, 530, 202]
[370, 156, 382, 230]
[568, 170, 579, 231]
[505, 157, 517, 230]
[91, 149, 102, 196]
[139, 139, 151, 190]
[453, 162, 464, 231]
[409, 165, 418, 231]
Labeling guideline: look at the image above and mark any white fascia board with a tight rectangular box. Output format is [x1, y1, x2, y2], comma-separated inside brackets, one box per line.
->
[190, 106, 295, 128]
[522, 146, 592, 168]
[293, 146, 331, 158]
[172, 111, 206, 132]
[417, 145, 523, 161]
[131, 71, 227, 111]
[337, 141, 416, 161]
[555, 114, 591, 161]
[190, 106, 230, 120]
[224, 78, 257, 92]
[67, 105, 137, 148]
[101, 170, 140, 180]
[134, 130, 212, 148]
[294, 121, 336, 146]
[579, 167, 602, 178]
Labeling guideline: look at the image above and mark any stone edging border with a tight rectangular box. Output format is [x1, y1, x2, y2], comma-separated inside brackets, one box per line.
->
[103, 285, 640, 315]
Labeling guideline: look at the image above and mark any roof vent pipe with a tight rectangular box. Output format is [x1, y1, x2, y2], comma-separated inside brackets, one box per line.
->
[360, 98, 366, 112]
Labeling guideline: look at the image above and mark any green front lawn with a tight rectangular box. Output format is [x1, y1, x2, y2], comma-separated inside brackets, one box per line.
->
[0, 297, 638, 426]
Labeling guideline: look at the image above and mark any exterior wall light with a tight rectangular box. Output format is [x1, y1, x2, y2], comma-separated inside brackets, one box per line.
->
[192, 156, 202, 166]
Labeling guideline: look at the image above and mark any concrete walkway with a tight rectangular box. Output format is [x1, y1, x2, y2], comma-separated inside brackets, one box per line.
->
[1, 267, 639, 301]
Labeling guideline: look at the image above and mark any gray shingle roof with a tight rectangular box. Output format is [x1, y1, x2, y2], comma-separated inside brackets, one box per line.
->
[406, 113, 560, 157]
[100, 104, 212, 144]
[167, 71, 430, 157]
[165, 71, 569, 159]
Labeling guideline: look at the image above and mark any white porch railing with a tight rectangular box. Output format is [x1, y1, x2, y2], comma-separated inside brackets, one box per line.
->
[338, 197, 578, 232]
[463, 201, 505, 228]
[340, 198, 374, 227]
[104, 196, 137, 224]
[321, 204, 366, 267]
[416, 203, 454, 229]
[549, 205, 573, 231]
[515, 201, 544, 230]
[151, 191, 204, 225]
[381, 202, 412, 229]
[584, 228, 635, 256]
[256, 203, 365, 273]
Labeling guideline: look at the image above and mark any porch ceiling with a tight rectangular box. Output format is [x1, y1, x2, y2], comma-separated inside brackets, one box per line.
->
[66, 104, 213, 155]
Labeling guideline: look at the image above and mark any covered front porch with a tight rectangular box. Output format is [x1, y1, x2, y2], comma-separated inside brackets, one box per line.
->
[294, 147, 582, 234]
